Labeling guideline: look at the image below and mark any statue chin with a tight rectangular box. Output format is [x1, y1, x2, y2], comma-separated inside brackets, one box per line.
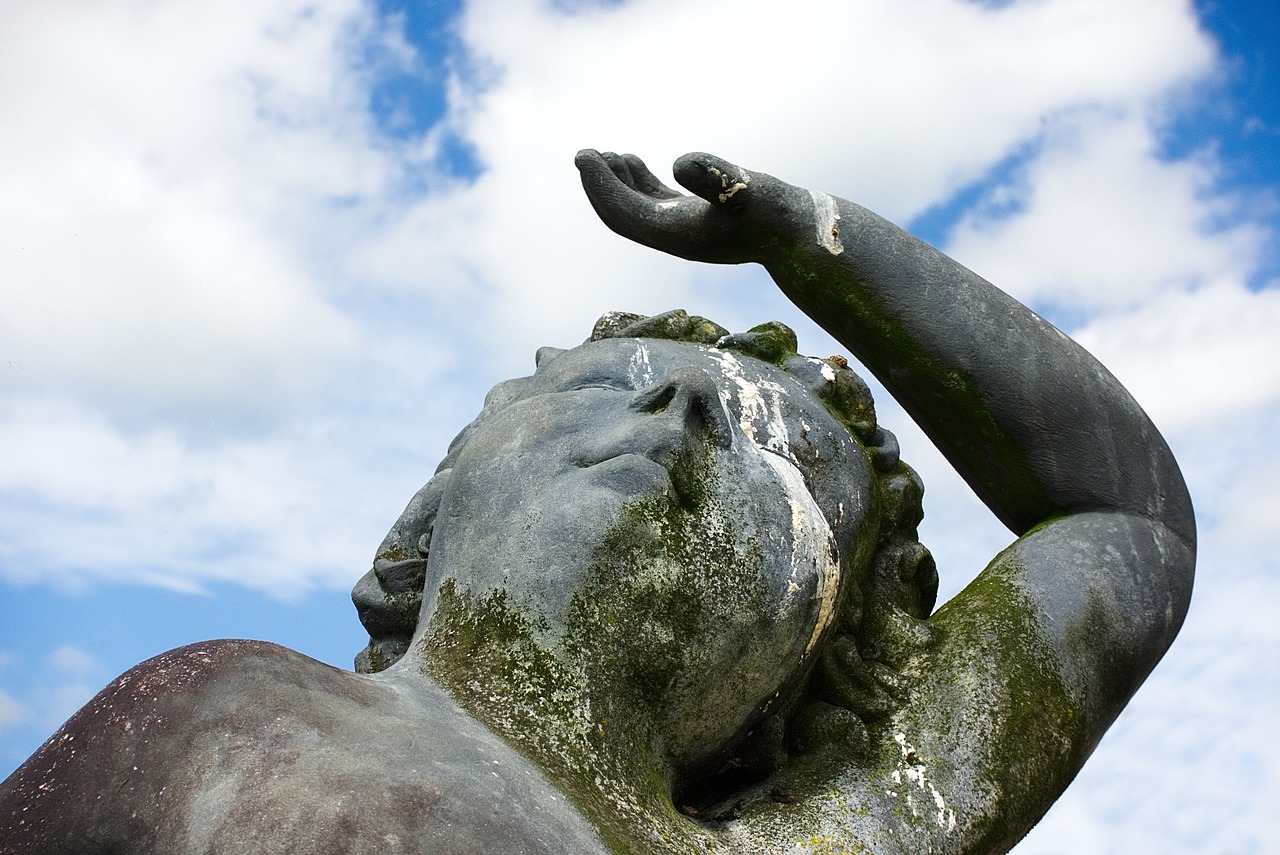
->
[354, 635, 409, 674]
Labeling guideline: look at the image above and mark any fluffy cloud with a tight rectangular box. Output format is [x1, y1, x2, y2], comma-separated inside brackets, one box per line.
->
[0, 394, 466, 594]
[944, 110, 1267, 311]
[1072, 280, 1280, 431]
[0, 691, 26, 733]
[363, 0, 1223, 366]
[0, 0, 395, 422]
[0, 0, 476, 593]
[0, 646, 108, 736]
[2, 0, 1277, 850]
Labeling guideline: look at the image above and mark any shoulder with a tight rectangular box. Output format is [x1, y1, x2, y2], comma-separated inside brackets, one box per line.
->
[1, 640, 607, 854]
[0, 640, 341, 852]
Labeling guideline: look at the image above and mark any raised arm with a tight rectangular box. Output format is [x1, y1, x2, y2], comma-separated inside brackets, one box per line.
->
[576, 149, 1192, 543]
[577, 149, 1195, 845]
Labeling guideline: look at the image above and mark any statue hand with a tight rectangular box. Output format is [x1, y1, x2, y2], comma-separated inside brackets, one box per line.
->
[575, 149, 804, 265]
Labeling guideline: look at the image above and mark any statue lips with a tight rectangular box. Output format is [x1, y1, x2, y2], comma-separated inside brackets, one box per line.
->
[352, 556, 427, 638]
[374, 556, 429, 592]
[577, 451, 672, 497]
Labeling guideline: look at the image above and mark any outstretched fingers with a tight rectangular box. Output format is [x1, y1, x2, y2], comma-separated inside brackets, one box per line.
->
[575, 149, 737, 262]
[598, 152, 682, 200]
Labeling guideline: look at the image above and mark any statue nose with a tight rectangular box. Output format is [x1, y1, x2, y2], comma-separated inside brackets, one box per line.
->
[629, 367, 734, 450]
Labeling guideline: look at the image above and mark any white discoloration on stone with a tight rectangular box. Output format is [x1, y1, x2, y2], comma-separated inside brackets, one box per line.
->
[700, 349, 840, 660]
[707, 350, 793, 457]
[890, 732, 956, 833]
[627, 342, 654, 388]
[809, 189, 844, 255]
[708, 165, 750, 203]
[656, 199, 681, 210]
[759, 451, 840, 656]
[719, 181, 748, 203]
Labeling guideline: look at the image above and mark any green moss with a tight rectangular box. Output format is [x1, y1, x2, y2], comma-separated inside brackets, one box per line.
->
[717, 322, 800, 366]
[905, 565, 1086, 849]
[356, 641, 394, 673]
[564, 448, 771, 746]
[770, 243, 1049, 531]
[800, 832, 869, 854]
[420, 445, 772, 854]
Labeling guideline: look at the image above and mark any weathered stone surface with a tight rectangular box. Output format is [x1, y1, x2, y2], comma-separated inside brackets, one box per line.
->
[0, 149, 1194, 854]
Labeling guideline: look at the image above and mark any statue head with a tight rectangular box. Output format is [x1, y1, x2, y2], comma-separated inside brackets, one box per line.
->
[353, 310, 937, 804]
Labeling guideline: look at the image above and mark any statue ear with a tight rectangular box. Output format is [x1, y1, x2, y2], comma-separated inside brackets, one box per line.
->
[861, 462, 937, 620]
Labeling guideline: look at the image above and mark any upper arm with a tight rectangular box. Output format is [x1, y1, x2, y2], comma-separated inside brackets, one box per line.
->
[966, 511, 1194, 735]
[880, 511, 1192, 851]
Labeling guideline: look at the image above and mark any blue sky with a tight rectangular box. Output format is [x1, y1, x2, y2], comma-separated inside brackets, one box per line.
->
[2, 1, 1278, 851]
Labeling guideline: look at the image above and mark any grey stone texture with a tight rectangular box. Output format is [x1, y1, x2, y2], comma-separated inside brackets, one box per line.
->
[0, 150, 1194, 854]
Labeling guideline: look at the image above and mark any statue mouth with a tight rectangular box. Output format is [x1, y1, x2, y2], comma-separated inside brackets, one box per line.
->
[373, 556, 429, 591]
[352, 557, 428, 640]
[576, 452, 673, 496]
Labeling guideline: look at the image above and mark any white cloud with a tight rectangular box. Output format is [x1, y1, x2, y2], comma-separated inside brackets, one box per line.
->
[0, 0, 1275, 851]
[0, 396, 459, 595]
[32, 647, 107, 730]
[1172, 400, 1280, 576]
[1070, 280, 1280, 431]
[0, 0, 1264, 611]
[354, 0, 1223, 373]
[48, 645, 97, 677]
[0, 0, 398, 422]
[455, 0, 1213, 212]
[0, 691, 28, 733]
[945, 109, 1268, 311]
[0, 648, 109, 738]
[0, 0, 1266, 643]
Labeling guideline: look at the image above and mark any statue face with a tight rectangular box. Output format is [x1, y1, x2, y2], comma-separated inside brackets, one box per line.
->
[420, 337, 875, 769]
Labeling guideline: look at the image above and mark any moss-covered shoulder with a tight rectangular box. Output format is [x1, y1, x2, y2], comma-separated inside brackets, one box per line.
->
[886, 555, 1088, 853]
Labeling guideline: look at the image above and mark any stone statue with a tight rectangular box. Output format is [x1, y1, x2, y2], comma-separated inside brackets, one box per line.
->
[0, 150, 1195, 854]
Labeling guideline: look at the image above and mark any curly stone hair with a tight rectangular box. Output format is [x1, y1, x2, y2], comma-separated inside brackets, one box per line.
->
[352, 310, 938, 796]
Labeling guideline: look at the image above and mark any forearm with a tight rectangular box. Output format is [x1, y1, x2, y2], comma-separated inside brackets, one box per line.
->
[573, 148, 1192, 543]
[764, 199, 1194, 543]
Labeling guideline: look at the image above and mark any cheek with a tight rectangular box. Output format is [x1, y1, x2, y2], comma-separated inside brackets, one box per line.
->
[560, 488, 775, 767]
[560, 448, 842, 768]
